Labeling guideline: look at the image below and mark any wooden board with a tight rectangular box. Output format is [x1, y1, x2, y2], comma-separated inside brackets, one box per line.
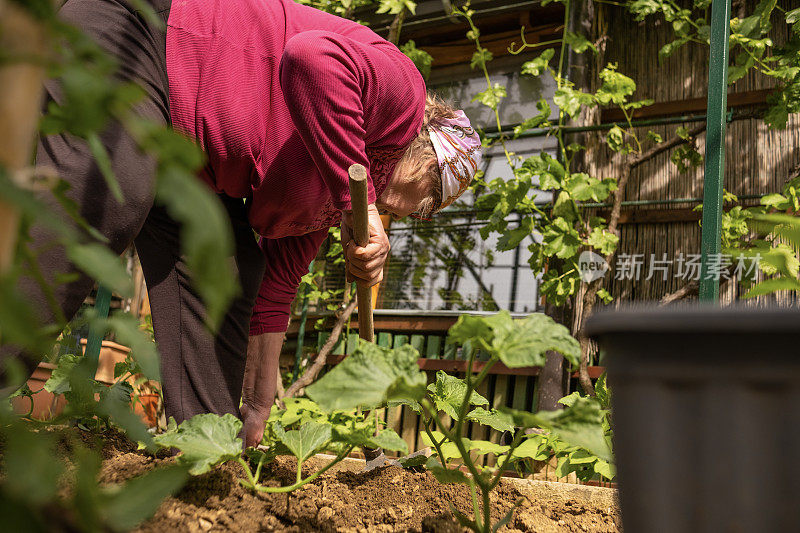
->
[601, 88, 773, 122]
[325, 354, 607, 379]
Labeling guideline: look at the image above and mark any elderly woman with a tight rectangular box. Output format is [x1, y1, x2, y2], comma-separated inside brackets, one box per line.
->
[23, 0, 481, 446]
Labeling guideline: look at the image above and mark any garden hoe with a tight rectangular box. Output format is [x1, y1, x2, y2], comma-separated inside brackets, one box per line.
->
[348, 165, 430, 473]
[348, 164, 389, 471]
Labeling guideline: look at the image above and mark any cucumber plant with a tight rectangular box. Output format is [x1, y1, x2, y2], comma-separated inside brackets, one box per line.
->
[151, 343, 424, 491]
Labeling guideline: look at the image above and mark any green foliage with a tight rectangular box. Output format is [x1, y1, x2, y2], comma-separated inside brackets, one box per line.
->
[563, 31, 597, 54]
[97, 466, 188, 530]
[670, 143, 703, 173]
[471, 49, 494, 70]
[448, 311, 580, 368]
[306, 342, 427, 411]
[630, 0, 797, 131]
[428, 370, 488, 419]
[521, 49, 555, 77]
[400, 40, 433, 79]
[501, 396, 611, 463]
[553, 85, 595, 119]
[465, 407, 515, 433]
[154, 414, 243, 475]
[66, 243, 133, 298]
[275, 421, 332, 462]
[472, 83, 507, 110]
[376, 0, 416, 15]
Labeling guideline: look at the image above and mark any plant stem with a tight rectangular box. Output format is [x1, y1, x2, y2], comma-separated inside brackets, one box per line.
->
[469, 478, 482, 529]
[422, 416, 448, 467]
[245, 447, 354, 494]
[454, 6, 514, 166]
[508, 32, 562, 55]
[296, 459, 303, 484]
[490, 431, 525, 490]
[237, 457, 258, 489]
[554, 0, 572, 163]
[253, 452, 265, 483]
[481, 484, 492, 533]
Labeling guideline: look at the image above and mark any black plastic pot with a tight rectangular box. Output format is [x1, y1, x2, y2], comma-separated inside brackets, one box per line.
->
[585, 305, 800, 533]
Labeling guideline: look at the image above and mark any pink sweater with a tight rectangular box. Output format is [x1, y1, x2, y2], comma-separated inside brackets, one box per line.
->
[166, 0, 426, 333]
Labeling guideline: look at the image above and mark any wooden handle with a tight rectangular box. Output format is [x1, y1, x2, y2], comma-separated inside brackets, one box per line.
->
[348, 164, 374, 343]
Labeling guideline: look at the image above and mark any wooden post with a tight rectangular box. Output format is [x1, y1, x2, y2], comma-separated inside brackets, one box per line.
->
[347, 164, 375, 343]
[0, 1, 48, 272]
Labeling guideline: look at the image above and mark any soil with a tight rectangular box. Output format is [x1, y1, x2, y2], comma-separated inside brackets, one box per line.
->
[84, 431, 621, 533]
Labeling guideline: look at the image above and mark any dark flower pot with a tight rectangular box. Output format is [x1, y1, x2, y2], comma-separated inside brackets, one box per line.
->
[585, 305, 800, 533]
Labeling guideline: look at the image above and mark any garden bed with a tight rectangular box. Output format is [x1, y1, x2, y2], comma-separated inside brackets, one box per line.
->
[88, 430, 620, 532]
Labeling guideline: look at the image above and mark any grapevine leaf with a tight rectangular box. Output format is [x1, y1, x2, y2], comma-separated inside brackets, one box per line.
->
[542, 218, 582, 259]
[553, 86, 594, 118]
[400, 40, 433, 79]
[471, 49, 493, 70]
[587, 227, 619, 255]
[497, 217, 534, 250]
[606, 125, 625, 152]
[472, 83, 507, 110]
[595, 64, 636, 105]
[563, 31, 596, 54]
[564, 173, 615, 202]
[521, 48, 555, 76]
[760, 193, 790, 210]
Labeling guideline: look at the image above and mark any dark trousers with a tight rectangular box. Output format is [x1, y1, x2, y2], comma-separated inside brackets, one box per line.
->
[13, 0, 266, 422]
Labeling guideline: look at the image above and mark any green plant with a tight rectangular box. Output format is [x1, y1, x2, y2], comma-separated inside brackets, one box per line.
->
[398, 312, 610, 533]
[150, 344, 422, 491]
[517, 374, 614, 483]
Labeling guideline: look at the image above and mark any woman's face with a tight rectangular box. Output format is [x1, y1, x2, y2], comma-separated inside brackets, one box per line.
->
[375, 160, 434, 220]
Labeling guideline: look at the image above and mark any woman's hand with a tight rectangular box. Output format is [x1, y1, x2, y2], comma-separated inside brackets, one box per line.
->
[240, 402, 271, 450]
[341, 203, 390, 286]
[240, 332, 284, 449]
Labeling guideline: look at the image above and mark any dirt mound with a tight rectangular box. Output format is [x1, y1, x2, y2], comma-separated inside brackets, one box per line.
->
[92, 440, 620, 533]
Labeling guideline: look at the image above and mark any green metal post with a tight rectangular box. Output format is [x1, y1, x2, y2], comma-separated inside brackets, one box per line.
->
[699, 0, 732, 301]
[85, 285, 112, 368]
